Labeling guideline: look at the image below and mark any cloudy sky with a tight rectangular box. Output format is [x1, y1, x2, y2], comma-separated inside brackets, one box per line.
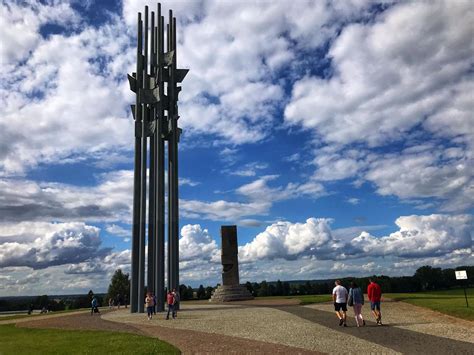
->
[0, 0, 472, 296]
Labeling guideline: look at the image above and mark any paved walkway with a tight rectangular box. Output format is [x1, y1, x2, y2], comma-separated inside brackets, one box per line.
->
[13, 299, 474, 354]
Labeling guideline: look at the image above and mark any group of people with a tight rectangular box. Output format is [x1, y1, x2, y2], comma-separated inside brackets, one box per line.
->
[145, 289, 180, 321]
[108, 294, 127, 309]
[332, 278, 382, 327]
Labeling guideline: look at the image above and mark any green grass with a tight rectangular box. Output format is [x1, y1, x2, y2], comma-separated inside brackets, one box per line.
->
[256, 294, 332, 305]
[0, 324, 180, 354]
[0, 308, 93, 322]
[385, 288, 474, 321]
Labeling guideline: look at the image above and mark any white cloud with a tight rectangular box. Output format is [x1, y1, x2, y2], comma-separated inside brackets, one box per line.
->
[0, 0, 80, 66]
[285, 1, 473, 147]
[179, 224, 219, 262]
[365, 145, 473, 212]
[351, 214, 473, 258]
[347, 198, 360, 205]
[283, 1, 474, 212]
[239, 218, 340, 262]
[0, 222, 109, 269]
[105, 224, 131, 238]
[0, 5, 134, 175]
[0, 170, 133, 223]
[238, 213, 472, 263]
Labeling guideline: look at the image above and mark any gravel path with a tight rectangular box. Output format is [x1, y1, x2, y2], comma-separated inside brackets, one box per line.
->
[17, 309, 320, 354]
[13, 299, 474, 354]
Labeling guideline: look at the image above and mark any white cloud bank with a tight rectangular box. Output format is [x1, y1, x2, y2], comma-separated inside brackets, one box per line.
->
[285, 1, 474, 211]
[240, 214, 472, 262]
[0, 214, 471, 294]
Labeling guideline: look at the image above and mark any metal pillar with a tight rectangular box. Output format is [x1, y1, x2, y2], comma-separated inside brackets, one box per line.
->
[129, 2, 188, 313]
[167, 12, 180, 294]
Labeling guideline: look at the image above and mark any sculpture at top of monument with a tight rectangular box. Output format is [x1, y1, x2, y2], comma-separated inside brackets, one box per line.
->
[210, 225, 254, 302]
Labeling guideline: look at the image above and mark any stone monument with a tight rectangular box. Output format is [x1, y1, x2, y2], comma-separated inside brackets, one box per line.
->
[210, 226, 254, 302]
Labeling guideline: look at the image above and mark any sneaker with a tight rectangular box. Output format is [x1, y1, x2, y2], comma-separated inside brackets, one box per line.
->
[363, 320, 366, 326]
[343, 323, 347, 327]
[339, 319, 344, 326]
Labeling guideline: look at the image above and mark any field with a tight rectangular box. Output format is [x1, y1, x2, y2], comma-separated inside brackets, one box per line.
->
[259, 294, 332, 305]
[0, 324, 179, 354]
[384, 288, 473, 321]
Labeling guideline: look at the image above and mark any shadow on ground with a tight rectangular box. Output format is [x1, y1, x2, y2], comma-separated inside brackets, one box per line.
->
[275, 305, 473, 354]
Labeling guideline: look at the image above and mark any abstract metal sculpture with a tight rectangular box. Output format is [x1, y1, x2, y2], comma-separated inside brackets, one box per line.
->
[128, 3, 188, 313]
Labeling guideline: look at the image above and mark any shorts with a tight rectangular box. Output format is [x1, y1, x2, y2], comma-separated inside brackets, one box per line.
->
[370, 301, 381, 311]
[334, 302, 347, 312]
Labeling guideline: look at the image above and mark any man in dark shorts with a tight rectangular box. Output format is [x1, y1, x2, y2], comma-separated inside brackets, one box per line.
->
[367, 278, 382, 325]
[332, 280, 348, 327]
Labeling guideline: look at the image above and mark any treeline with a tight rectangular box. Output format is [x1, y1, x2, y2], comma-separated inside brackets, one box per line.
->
[2, 265, 472, 311]
[0, 290, 104, 312]
[243, 265, 474, 297]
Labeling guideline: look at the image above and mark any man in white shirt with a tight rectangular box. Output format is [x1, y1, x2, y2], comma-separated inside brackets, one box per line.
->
[332, 280, 348, 327]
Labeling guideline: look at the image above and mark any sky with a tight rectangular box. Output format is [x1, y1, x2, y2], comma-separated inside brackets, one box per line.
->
[0, 0, 473, 296]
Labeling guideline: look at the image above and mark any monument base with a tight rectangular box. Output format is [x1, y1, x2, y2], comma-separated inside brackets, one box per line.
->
[209, 285, 254, 302]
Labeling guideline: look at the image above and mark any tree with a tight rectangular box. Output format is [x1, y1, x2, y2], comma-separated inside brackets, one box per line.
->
[258, 281, 269, 296]
[415, 266, 442, 290]
[197, 285, 206, 299]
[205, 286, 214, 299]
[275, 280, 283, 296]
[107, 269, 130, 301]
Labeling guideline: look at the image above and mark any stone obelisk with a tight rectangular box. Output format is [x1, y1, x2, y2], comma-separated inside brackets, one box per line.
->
[210, 226, 254, 302]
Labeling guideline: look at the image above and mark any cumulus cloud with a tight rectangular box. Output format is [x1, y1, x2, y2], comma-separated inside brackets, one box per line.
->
[284, 1, 474, 211]
[0, 171, 133, 223]
[0, 2, 134, 175]
[121, 0, 372, 145]
[179, 224, 219, 262]
[239, 218, 341, 262]
[0, 222, 110, 269]
[239, 214, 473, 262]
[0, 0, 80, 66]
[285, 1, 473, 147]
[351, 214, 473, 258]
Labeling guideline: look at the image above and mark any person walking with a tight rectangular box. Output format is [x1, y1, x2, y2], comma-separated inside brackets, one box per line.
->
[367, 278, 382, 325]
[145, 292, 154, 320]
[91, 296, 100, 315]
[332, 280, 348, 327]
[172, 288, 180, 318]
[166, 290, 175, 320]
[153, 293, 157, 315]
[349, 281, 365, 327]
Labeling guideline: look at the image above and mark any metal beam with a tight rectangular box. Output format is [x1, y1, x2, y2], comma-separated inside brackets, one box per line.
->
[138, 5, 149, 314]
[154, 5, 165, 312]
[131, 12, 143, 314]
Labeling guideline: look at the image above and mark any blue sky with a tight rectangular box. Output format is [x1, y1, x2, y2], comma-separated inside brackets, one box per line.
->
[0, 0, 472, 296]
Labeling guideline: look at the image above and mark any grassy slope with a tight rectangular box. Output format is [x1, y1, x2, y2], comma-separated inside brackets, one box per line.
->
[0, 324, 180, 354]
[384, 288, 474, 321]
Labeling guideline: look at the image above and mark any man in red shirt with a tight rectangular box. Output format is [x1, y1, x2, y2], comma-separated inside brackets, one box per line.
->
[166, 290, 176, 320]
[367, 278, 382, 325]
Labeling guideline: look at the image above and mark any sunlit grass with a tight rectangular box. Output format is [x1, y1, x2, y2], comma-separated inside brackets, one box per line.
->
[0, 324, 180, 354]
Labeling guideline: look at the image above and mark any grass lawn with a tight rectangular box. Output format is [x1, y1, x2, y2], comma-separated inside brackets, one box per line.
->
[257, 294, 332, 305]
[0, 324, 179, 354]
[384, 288, 474, 321]
[0, 308, 96, 322]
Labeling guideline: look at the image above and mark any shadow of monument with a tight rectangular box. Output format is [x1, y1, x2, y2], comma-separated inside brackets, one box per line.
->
[274, 305, 473, 354]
